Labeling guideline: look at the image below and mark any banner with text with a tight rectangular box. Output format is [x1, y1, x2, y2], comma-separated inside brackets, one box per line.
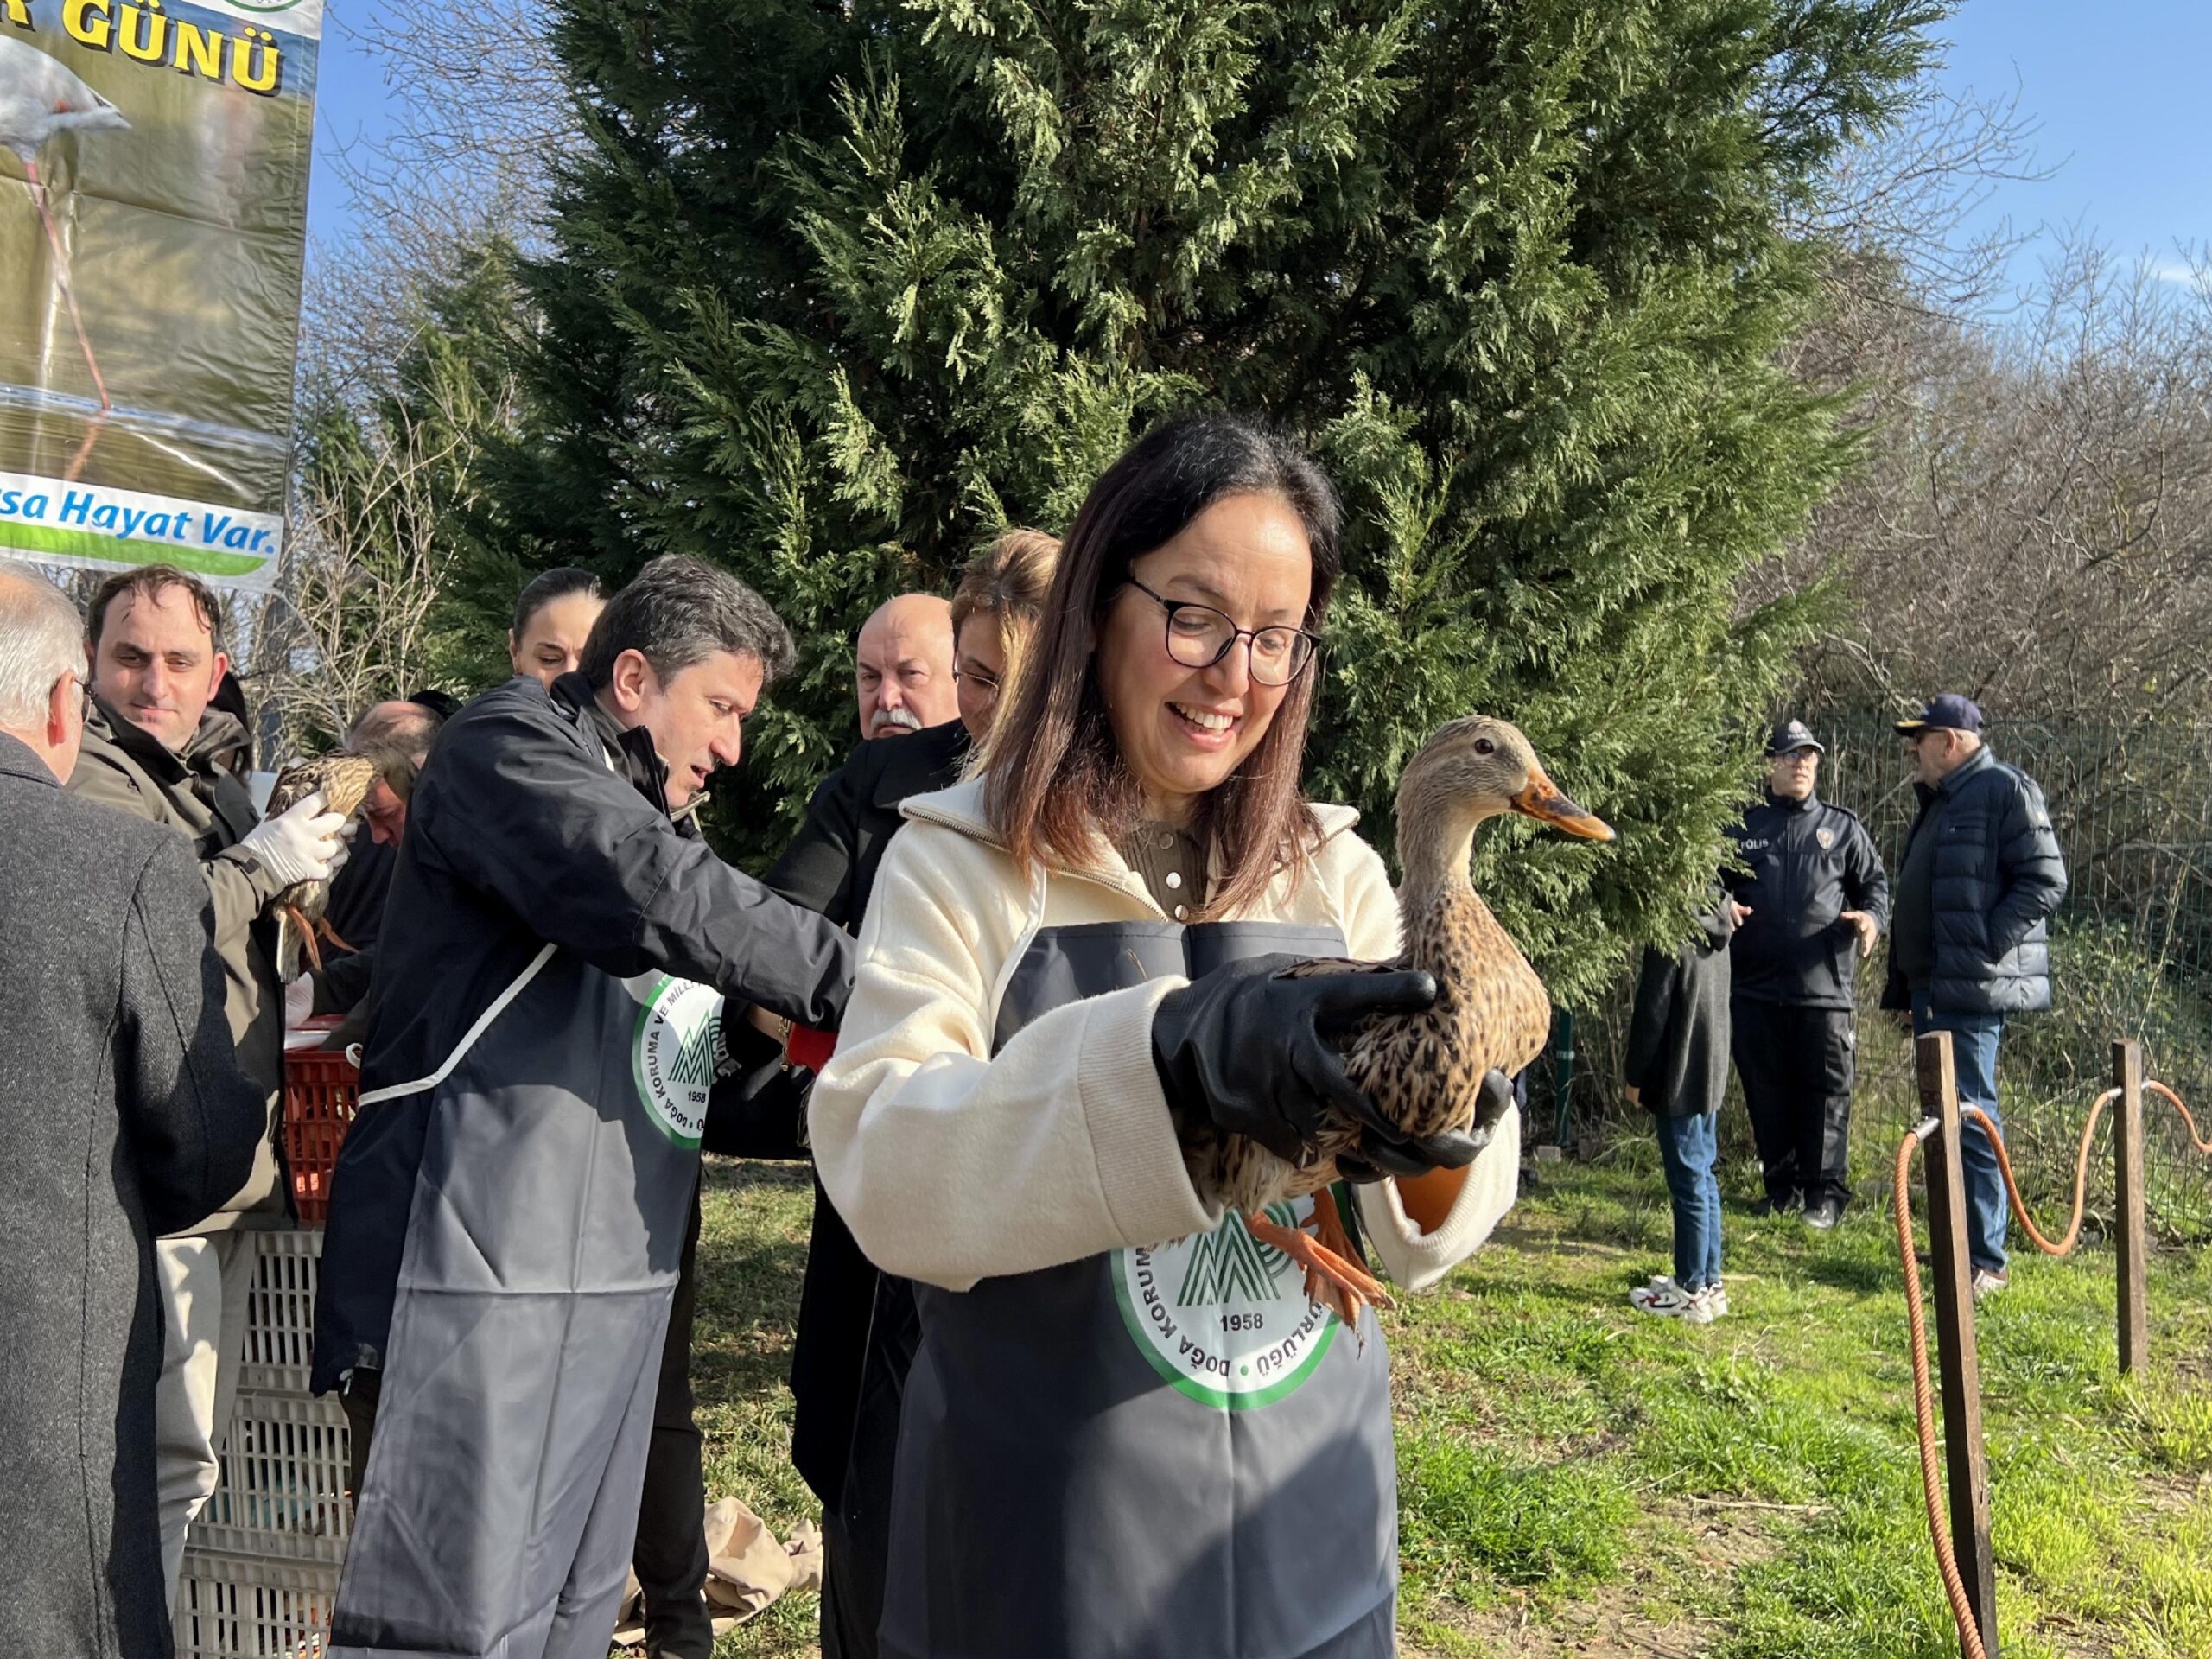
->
[0, 0, 321, 593]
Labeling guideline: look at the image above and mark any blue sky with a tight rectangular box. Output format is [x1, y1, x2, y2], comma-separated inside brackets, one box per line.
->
[305, 5, 393, 243]
[1929, 0, 2211, 282]
[305, 0, 2209, 271]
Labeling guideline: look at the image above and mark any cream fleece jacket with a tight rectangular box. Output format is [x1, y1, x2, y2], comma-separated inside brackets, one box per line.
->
[808, 776, 1520, 1293]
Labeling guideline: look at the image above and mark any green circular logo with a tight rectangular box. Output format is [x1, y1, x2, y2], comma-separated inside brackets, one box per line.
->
[1112, 1198, 1341, 1409]
[631, 976, 722, 1148]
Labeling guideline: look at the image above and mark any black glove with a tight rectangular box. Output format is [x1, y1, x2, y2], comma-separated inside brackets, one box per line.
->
[698, 1014, 812, 1160]
[1149, 954, 1439, 1165]
[1335, 1069, 1516, 1183]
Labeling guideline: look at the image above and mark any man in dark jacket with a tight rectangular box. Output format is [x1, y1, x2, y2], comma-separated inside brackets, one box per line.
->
[1881, 695, 2067, 1296]
[0, 564, 266, 1656]
[1724, 719, 1890, 1228]
[314, 556, 855, 1659]
[764, 715, 967, 1659]
[67, 563, 349, 1595]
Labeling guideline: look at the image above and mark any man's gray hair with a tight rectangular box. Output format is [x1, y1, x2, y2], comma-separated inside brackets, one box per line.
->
[347, 699, 444, 761]
[0, 563, 86, 728]
[578, 555, 796, 692]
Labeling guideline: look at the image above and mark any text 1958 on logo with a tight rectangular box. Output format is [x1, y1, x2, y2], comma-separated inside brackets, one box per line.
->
[1113, 1198, 1348, 1409]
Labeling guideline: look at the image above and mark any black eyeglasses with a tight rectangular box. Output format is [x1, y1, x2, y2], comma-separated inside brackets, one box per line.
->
[1122, 576, 1319, 687]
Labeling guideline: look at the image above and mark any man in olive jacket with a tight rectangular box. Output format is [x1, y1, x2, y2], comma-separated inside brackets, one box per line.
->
[0, 565, 266, 1655]
[66, 564, 349, 1592]
[1882, 696, 2068, 1295]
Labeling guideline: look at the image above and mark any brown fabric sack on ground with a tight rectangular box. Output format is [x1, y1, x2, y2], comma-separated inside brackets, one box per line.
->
[613, 1498, 826, 1643]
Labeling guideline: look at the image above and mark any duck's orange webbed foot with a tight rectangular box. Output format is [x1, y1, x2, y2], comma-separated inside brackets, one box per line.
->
[1243, 1204, 1393, 1344]
[283, 904, 326, 976]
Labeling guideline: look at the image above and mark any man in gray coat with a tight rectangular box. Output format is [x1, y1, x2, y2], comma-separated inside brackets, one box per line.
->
[67, 563, 352, 1593]
[0, 564, 267, 1655]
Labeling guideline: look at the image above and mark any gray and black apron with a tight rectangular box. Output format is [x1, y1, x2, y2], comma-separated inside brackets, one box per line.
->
[329, 950, 722, 1659]
[878, 920, 1398, 1659]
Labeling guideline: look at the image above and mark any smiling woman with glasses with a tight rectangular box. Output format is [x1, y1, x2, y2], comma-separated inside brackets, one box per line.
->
[810, 413, 1524, 1659]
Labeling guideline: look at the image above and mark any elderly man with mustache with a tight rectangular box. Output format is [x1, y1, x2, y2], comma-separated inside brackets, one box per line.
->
[854, 594, 957, 740]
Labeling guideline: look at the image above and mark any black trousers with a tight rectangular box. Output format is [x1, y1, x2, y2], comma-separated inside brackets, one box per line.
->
[819, 1508, 880, 1659]
[1731, 999, 1856, 1210]
[816, 1270, 922, 1659]
[632, 1190, 715, 1659]
[340, 1364, 381, 1503]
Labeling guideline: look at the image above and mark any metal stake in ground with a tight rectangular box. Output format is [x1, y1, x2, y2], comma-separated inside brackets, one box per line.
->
[1917, 1030, 1999, 1659]
[2113, 1039, 2149, 1376]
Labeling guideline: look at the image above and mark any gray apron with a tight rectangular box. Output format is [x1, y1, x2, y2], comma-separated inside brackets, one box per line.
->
[329, 951, 720, 1658]
[879, 921, 1399, 1659]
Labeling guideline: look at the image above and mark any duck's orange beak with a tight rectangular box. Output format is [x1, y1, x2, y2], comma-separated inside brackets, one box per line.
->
[1511, 771, 1615, 842]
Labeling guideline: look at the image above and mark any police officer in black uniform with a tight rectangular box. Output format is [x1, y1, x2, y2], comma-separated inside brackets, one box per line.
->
[1724, 720, 1890, 1228]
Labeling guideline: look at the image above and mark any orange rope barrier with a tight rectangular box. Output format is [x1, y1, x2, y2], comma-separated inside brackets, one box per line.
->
[2145, 1080, 2212, 1154]
[1961, 1090, 2118, 1256]
[1896, 1071, 2212, 1659]
[1892, 1126, 1991, 1659]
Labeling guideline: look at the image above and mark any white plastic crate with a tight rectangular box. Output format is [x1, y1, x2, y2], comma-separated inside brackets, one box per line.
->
[190, 1389, 352, 1563]
[238, 1229, 322, 1395]
[172, 1548, 336, 1658]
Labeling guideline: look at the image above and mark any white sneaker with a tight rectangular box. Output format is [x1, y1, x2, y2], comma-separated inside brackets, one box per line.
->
[1970, 1268, 2009, 1302]
[1630, 1277, 1714, 1324]
[1699, 1282, 1729, 1319]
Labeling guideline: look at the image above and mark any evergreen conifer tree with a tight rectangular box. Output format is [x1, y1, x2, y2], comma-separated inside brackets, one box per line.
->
[511, 0, 1947, 992]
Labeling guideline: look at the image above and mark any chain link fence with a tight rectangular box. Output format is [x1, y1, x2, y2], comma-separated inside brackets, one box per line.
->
[1554, 714, 2212, 1242]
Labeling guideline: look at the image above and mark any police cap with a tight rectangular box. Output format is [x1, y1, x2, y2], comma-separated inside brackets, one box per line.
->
[1766, 719, 1825, 757]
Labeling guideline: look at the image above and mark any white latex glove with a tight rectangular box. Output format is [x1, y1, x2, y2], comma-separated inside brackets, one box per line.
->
[284, 973, 315, 1029]
[238, 790, 347, 890]
[330, 817, 359, 875]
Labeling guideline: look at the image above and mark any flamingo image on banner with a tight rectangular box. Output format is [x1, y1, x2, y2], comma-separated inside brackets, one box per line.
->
[0, 0, 322, 594]
[0, 35, 129, 411]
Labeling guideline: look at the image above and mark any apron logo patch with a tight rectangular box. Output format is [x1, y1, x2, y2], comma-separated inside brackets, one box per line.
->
[631, 976, 722, 1147]
[1112, 1198, 1340, 1410]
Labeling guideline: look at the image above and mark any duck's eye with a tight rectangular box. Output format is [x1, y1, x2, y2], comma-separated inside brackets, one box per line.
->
[1472, 738, 1496, 755]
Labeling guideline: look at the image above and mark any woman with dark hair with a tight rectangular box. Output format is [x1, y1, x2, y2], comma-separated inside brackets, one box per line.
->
[508, 566, 607, 686]
[763, 527, 1060, 1659]
[810, 414, 1523, 1658]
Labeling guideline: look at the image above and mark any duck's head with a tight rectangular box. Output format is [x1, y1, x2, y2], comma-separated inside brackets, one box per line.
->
[1396, 716, 1615, 854]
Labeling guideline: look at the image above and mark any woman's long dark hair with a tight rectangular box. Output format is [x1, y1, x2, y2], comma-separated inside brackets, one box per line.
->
[985, 413, 1342, 919]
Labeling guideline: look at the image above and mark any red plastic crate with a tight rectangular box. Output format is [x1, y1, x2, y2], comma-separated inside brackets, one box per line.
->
[283, 1048, 359, 1225]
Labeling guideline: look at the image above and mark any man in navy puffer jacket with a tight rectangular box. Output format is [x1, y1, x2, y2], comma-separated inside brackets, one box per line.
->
[1880, 696, 2068, 1296]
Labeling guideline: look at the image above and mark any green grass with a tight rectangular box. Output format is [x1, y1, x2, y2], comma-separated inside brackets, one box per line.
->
[692, 1141, 2212, 1658]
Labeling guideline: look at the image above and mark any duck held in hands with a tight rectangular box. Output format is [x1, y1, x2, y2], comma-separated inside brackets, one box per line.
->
[1185, 716, 1614, 1322]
